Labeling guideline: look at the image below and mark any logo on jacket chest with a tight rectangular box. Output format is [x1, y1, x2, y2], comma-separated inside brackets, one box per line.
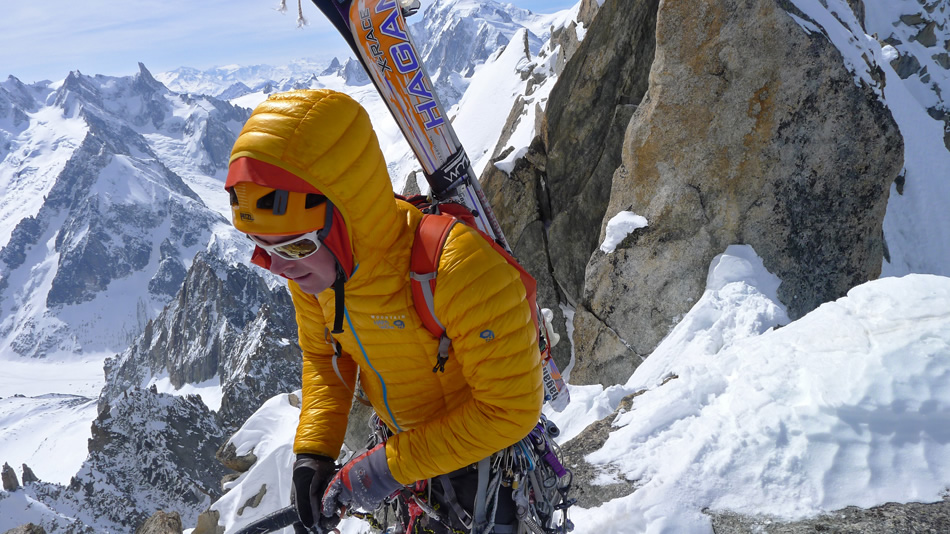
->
[371, 314, 407, 329]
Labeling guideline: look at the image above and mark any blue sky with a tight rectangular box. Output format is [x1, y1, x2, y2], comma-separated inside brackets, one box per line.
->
[0, 0, 578, 84]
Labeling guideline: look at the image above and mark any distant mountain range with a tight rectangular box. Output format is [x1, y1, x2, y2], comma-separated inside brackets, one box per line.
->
[155, 0, 558, 108]
[0, 0, 561, 362]
[0, 64, 250, 359]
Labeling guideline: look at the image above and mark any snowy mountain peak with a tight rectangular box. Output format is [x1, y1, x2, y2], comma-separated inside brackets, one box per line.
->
[155, 58, 332, 97]
[320, 57, 343, 76]
[0, 65, 250, 358]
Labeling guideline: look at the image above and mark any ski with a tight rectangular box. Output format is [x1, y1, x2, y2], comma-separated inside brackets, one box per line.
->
[308, 0, 506, 246]
[232, 505, 298, 534]
[308, 0, 568, 409]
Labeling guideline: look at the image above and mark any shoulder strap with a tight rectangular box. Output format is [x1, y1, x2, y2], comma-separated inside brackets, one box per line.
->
[410, 213, 459, 373]
[409, 210, 541, 374]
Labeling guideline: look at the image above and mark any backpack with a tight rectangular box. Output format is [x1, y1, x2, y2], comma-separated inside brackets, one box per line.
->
[399, 194, 539, 373]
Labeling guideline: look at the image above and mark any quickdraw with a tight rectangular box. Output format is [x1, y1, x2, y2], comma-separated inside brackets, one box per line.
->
[496, 415, 575, 534]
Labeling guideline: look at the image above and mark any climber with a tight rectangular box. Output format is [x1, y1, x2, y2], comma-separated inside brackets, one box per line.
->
[225, 89, 544, 533]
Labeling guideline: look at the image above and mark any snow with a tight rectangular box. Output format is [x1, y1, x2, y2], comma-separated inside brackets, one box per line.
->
[229, 90, 271, 111]
[0, 352, 107, 398]
[141, 93, 246, 222]
[0, 348, 109, 485]
[545, 250, 950, 533]
[453, 26, 561, 178]
[0, 394, 98, 485]
[146, 374, 224, 412]
[0, 105, 87, 250]
[599, 211, 648, 254]
[0, 492, 65, 531]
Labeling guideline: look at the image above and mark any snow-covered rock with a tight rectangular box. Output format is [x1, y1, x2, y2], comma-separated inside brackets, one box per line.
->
[551, 250, 950, 533]
[0, 387, 227, 532]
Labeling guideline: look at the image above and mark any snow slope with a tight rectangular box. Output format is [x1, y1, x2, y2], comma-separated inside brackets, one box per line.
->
[561, 250, 950, 533]
[0, 105, 86, 251]
[0, 395, 98, 486]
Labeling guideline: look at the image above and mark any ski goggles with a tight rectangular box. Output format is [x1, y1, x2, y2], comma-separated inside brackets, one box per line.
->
[248, 230, 323, 260]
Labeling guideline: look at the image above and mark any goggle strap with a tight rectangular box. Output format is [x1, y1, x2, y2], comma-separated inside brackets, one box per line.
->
[317, 199, 335, 242]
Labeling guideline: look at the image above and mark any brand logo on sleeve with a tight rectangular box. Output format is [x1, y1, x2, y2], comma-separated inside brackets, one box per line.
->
[480, 330, 495, 342]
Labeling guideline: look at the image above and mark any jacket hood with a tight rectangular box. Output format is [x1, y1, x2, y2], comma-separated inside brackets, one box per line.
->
[228, 89, 402, 283]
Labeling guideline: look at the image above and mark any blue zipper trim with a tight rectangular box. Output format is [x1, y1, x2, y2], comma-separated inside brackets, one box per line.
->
[344, 305, 403, 433]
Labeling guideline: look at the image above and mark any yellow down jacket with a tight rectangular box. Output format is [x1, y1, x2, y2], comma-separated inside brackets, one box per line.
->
[229, 89, 543, 484]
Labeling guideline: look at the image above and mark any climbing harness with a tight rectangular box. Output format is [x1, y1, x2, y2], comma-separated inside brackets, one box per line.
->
[347, 414, 575, 534]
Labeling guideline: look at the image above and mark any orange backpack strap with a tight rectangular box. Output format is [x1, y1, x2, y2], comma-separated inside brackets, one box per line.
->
[410, 210, 540, 374]
[410, 213, 459, 372]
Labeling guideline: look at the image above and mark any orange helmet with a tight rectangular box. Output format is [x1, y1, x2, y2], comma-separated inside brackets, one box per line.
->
[226, 157, 328, 236]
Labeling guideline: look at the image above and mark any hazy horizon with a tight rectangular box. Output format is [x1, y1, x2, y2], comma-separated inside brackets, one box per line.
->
[1, 0, 578, 84]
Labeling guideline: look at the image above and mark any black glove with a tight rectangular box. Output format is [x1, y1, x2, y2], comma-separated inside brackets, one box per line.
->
[292, 453, 338, 534]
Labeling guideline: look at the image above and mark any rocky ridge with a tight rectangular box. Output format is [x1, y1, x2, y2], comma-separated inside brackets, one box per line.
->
[484, 0, 905, 386]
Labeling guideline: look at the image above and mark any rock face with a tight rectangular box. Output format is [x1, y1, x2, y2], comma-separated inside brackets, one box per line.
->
[191, 509, 225, 534]
[710, 497, 950, 533]
[135, 511, 184, 534]
[20, 465, 37, 485]
[215, 441, 259, 474]
[542, 0, 659, 308]
[567, 0, 902, 384]
[1, 463, 19, 491]
[482, 0, 659, 372]
[480, 139, 571, 371]
[77, 388, 228, 529]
